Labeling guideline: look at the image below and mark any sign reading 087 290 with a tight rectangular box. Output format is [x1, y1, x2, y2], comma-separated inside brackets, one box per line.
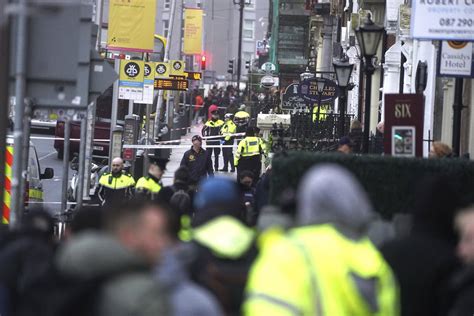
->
[411, 0, 474, 40]
[119, 60, 145, 101]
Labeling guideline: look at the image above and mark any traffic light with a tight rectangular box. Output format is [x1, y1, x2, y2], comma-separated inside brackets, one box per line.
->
[201, 55, 206, 70]
[227, 59, 234, 74]
[245, 60, 251, 70]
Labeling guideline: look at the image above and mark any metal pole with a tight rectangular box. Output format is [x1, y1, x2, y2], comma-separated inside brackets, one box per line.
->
[0, 0, 10, 221]
[362, 60, 375, 154]
[61, 118, 71, 212]
[19, 102, 32, 211]
[95, 0, 105, 51]
[77, 115, 87, 208]
[154, 0, 178, 139]
[83, 101, 96, 202]
[452, 77, 464, 157]
[236, 0, 244, 92]
[10, 0, 28, 227]
[109, 59, 120, 167]
[339, 87, 346, 138]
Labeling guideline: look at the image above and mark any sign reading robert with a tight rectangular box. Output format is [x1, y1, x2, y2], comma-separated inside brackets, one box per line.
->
[298, 78, 339, 103]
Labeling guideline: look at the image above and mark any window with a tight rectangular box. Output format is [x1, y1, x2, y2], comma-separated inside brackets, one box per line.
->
[243, 19, 255, 39]
[196, 0, 202, 8]
[163, 20, 169, 38]
[164, 0, 170, 9]
[245, 0, 255, 9]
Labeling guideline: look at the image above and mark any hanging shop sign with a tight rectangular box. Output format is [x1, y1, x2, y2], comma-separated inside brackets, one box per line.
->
[298, 78, 340, 103]
[438, 41, 474, 78]
[282, 83, 308, 109]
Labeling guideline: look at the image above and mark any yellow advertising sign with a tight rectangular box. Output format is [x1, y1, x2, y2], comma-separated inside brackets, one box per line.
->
[169, 60, 185, 77]
[183, 9, 203, 55]
[155, 62, 170, 78]
[107, 0, 156, 52]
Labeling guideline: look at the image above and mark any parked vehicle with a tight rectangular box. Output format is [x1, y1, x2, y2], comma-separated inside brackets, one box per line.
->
[3, 138, 54, 223]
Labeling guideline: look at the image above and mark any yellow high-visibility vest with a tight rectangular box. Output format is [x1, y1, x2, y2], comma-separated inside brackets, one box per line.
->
[244, 224, 399, 316]
[135, 176, 162, 194]
[234, 137, 264, 166]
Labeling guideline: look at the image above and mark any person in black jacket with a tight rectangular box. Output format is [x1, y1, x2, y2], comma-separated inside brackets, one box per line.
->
[180, 135, 213, 186]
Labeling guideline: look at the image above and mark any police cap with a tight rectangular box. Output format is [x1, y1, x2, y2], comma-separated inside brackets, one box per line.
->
[148, 156, 169, 170]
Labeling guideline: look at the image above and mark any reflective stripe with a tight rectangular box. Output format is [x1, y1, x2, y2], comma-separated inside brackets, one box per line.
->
[247, 292, 303, 316]
[99, 174, 136, 189]
[29, 188, 43, 200]
[3, 146, 13, 224]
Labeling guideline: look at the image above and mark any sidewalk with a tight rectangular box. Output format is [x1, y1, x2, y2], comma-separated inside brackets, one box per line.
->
[162, 122, 236, 186]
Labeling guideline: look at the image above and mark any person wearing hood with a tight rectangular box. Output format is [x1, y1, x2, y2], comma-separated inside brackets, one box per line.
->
[54, 199, 170, 316]
[202, 105, 224, 171]
[380, 175, 462, 316]
[135, 156, 169, 199]
[244, 164, 399, 316]
[189, 177, 258, 316]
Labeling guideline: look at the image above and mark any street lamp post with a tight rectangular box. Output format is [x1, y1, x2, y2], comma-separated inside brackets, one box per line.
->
[234, 0, 251, 92]
[355, 14, 384, 153]
[315, 77, 326, 127]
[333, 54, 354, 138]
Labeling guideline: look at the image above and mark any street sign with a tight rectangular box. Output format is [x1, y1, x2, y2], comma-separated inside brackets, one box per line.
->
[203, 70, 216, 84]
[184, 71, 202, 80]
[155, 62, 170, 78]
[384, 94, 425, 157]
[411, 0, 474, 40]
[282, 83, 308, 109]
[170, 60, 185, 77]
[298, 78, 340, 103]
[261, 75, 276, 88]
[261, 62, 276, 73]
[438, 41, 474, 78]
[136, 62, 155, 104]
[119, 60, 144, 101]
[154, 78, 189, 91]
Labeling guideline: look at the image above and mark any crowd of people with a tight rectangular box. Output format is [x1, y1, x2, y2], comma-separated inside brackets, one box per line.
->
[1, 154, 474, 315]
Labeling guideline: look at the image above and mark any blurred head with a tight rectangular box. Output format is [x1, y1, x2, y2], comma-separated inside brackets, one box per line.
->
[148, 157, 168, 179]
[20, 208, 55, 241]
[174, 166, 190, 185]
[66, 206, 103, 239]
[193, 177, 244, 226]
[111, 157, 124, 175]
[225, 113, 234, 121]
[455, 206, 474, 265]
[337, 136, 353, 154]
[245, 126, 256, 137]
[211, 110, 219, 120]
[191, 135, 202, 149]
[239, 170, 254, 189]
[429, 141, 452, 158]
[105, 199, 173, 265]
[376, 121, 384, 134]
[297, 164, 374, 239]
[350, 120, 362, 131]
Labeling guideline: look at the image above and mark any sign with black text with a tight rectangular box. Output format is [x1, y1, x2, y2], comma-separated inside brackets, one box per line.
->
[438, 41, 474, 78]
[384, 94, 425, 157]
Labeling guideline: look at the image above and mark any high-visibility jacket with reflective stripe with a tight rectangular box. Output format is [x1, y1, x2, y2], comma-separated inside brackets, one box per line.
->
[98, 172, 135, 204]
[221, 120, 237, 141]
[312, 105, 328, 122]
[234, 137, 264, 166]
[135, 176, 162, 194]
[244, 224, 399, 316]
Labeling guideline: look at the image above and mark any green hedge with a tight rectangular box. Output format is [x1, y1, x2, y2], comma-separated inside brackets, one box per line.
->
[270, 152, 474, 219]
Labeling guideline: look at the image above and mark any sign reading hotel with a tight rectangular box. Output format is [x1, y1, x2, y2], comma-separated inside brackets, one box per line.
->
[411, 0, 474, 40]
[438, 41, 474, 77]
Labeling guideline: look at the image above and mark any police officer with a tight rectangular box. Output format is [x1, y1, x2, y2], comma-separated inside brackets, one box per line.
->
[202, 107, 224, 171]
[220, 113, 237, 172]
[98, 157, 135, 207]
[234, 127, 265, 181]
[243, 165, 399, 316]
[234, 105, 251, 133]
[135, 156, 169, 199]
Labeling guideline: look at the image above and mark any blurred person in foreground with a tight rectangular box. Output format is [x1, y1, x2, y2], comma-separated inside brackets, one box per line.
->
[54, 199, 170, 316]
[154, 201, 224, 316]
[381, 175, 461, 316]
[0, 209, 56, 316]
[244, 164, 399, 316]
[445, 205, 474, 315]
[189, 177, 257, 316]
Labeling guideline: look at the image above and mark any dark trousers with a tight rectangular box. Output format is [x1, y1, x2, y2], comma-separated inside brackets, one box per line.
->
[222, 140, 235, 171]
[237, 155, 261, 181]
[207, 142, 221, 170]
